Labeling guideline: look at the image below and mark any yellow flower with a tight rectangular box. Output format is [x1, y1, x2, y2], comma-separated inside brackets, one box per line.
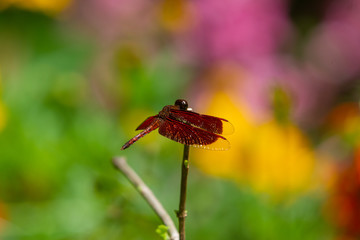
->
[0, 0, 72, 15]
[249, 120, 314, 196]
[158, 0, 192, 32]
[0, 70, 7, 132]
[193, 92, 315, 198]
[0, 102, 6, 132]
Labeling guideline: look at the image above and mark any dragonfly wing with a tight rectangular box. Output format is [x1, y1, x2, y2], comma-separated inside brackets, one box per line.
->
[169, 109, 234, 135]
[136, 115, 158, 130]
[158, 117, 230, 150]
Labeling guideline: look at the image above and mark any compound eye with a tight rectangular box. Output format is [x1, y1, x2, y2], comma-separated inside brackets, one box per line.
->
[175, 99, 188, 110]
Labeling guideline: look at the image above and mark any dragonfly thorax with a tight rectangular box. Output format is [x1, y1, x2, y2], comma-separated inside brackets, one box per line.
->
[159, 105, 172, 119]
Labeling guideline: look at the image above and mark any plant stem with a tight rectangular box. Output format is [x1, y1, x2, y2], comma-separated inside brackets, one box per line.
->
[113, 157, 179, 240]
[177, 145, 190, 240]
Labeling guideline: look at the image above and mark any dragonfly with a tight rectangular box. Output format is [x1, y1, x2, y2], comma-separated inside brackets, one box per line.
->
[121, 99, 234, 150]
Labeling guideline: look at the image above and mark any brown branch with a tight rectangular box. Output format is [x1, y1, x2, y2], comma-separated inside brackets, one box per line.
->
[176, 145, 190, 240]
[112, 157, 179, 240]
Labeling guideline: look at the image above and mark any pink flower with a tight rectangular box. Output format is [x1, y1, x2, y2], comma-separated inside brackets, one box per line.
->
[189, 0, 291, 67]
[305, 0, 360, 81]
[70, 0, 155, 44]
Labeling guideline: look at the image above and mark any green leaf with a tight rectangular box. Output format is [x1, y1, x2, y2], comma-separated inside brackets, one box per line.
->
[156, 224, 170, 240]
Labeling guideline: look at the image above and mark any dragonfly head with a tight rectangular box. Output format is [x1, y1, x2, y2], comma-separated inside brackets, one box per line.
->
[175, 99, 188, 111]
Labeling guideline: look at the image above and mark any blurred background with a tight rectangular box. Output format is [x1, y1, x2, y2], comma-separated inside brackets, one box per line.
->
[0, 0, 360, 239]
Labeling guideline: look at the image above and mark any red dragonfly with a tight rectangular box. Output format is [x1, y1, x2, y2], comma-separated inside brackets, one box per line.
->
[121, 99, 234, 150]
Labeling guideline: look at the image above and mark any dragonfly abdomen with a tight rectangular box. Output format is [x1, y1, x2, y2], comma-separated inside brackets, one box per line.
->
[121, 121, 160, 150]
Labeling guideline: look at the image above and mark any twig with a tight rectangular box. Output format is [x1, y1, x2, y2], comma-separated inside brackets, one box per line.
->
[176, 145, 190, 240]
[112, 157, 179, 240]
